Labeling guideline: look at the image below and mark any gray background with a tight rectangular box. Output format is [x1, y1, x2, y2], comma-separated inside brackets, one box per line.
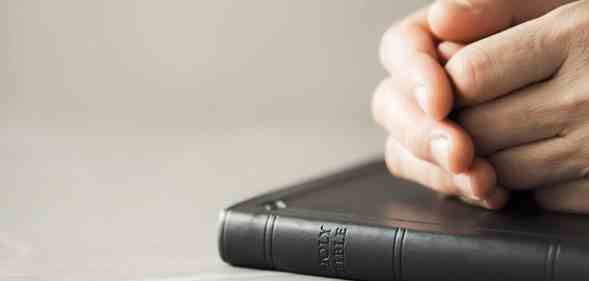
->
[1, 1, 429, 280]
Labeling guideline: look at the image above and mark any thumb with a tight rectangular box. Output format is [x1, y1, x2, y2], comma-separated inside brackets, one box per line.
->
[428, 0, 576, 43]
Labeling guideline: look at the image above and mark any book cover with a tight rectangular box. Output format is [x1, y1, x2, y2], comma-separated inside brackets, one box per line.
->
[219, 160, 589, 281]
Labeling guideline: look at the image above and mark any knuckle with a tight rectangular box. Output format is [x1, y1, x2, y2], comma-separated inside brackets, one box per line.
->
[563, 129, 589, 177]
[380, 17, 428, 70]
[384, 156, 401, 178]
[558, 87, 589, 124]
[371, 78, 392, 129]
[379, 27, 395, 68]
[559, 94, 588, 129]
[448, 44, 492, 102]
[544, 1, 589, 54]
[385, 137, 402, 177]
[547, 1, 589, 31]
[379, 24, 403, 69]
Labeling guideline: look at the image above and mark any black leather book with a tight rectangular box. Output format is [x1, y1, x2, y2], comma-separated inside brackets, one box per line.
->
[218, 159, 589, 281]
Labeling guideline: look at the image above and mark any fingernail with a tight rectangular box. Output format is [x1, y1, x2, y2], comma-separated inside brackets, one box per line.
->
[430, 136, 451, 171]
[454, 174, 480, 201]
[482, 200, 494, 210]
[415, 84, 429, 114]
[459, 195, 483, 208]
[483, 188, 509, 210]
[452, 0, 474, 9]
[449, 0, 482, 14]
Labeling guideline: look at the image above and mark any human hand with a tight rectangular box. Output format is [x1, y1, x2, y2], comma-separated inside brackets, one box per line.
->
[446, 0, 589, 214]
[373, 0, 573, 209]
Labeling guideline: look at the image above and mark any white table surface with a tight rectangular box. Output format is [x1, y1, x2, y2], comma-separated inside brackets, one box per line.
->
[1, 1, 429, 280]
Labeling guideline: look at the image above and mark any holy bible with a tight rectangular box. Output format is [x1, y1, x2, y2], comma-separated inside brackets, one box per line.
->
[218, 159, 589, 281]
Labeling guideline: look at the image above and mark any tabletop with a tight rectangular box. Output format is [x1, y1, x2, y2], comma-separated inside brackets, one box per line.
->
[0, 1, 429, 280]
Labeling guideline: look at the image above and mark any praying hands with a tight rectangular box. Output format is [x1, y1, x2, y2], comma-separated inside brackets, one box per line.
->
[373, 0, 589, 214]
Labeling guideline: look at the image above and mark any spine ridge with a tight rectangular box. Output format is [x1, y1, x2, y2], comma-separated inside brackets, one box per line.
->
[393, 228, 406, 281]
[264, 215, 277, 269]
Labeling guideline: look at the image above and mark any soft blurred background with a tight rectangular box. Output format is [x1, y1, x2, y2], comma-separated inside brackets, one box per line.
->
[1, 1, 429, 280]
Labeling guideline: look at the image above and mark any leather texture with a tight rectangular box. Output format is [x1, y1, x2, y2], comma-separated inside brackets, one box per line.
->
[219, 160, 589, 281]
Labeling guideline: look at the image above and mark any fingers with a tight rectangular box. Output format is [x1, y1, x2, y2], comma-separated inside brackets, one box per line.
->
[385, 137, 509, 209]
[489, 136, 581, 190]
[446, 15, 569, 107]
[457, 80, 566, 155]
[373, 78, 474, 173]
[428, 0, 577, 43]
[534, 180, 589, 214]
[379, 7, 454, 120]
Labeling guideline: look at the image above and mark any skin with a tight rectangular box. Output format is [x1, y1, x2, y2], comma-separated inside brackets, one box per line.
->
[373, 0, 587, 213]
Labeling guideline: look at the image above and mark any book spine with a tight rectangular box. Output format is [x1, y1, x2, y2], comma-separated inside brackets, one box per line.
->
[219, 210, 589, 281]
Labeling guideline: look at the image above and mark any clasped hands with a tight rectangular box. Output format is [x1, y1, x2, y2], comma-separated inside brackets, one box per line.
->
[373, 0, 589, 214]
